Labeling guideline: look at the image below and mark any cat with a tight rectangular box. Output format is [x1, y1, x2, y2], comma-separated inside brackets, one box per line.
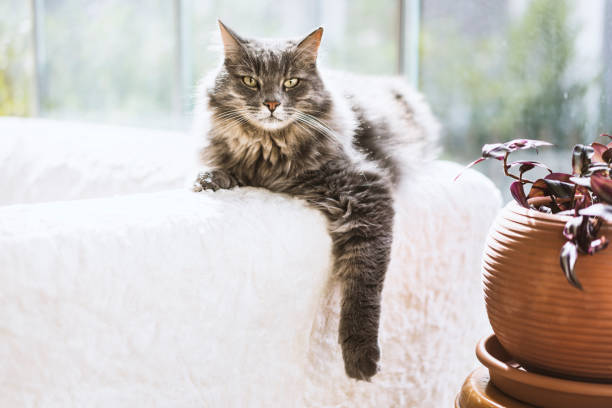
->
[192, 21, 439, 381]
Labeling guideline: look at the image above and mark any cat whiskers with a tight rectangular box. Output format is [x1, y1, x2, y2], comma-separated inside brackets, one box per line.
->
[212, 108, 257, 134]
[214, 118, 249, 135]
[291, 119, 313, 138]
[213, 117, 249, 135]
[214, 108, 257, 121]
[286, 108, 339, 142]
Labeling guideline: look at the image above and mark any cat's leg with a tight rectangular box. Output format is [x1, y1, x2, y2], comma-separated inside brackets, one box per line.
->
[333, 188, 394, 381]
[299, 170, 395, 381]
[192, 169, 239, 192]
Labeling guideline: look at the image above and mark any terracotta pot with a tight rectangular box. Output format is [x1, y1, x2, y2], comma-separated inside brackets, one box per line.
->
[483, 201, 612, 381]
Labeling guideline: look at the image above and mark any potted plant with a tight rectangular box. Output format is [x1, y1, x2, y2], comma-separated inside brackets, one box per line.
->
[458, 136, 612, 381]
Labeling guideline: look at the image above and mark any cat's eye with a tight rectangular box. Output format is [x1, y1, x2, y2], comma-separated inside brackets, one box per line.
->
[283, 78, 299, 89]
[242, 76, 258, 88]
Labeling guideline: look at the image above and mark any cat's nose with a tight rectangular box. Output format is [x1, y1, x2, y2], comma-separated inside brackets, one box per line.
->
[263, 101, 280, 112]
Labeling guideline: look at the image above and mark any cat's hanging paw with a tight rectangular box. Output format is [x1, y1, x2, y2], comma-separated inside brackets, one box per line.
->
[341, 336, 380, 381]
[192, 170, 238, 192]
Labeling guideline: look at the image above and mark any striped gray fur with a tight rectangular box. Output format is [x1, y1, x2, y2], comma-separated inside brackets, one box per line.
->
[193, 21, 439, 381]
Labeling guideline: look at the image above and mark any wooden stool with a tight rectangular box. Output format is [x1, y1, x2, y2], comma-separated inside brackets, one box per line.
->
[455, 367, 535, 408]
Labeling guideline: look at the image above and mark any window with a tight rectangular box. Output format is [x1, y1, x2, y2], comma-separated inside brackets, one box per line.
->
[2, 0, 403, 129]
[2, 0, 611, 194]
[37, 0, 176, 127]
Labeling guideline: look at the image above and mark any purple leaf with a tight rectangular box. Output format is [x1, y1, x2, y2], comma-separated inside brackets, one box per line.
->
[557, 209, 574, 216]
[510, 182, 529, 208]
[574, 186, 593, 212]
[572, 144, 595, 176]
[528, 178, 549, 199]
[590, 216, 604, 237]
[560, 241, 582, 290]
[580, 203, 612, 222]
[545, 172, 573, 182]
[603, 148, 612, 164]
[592, 142, 608, 163]
[454, 157, 487, 181]
[569, 176, 591, 188]
[576, 216, 599, 253]
[591, 175, 612, 204]
[587, 163, 611, 176]
[482, 143, 511, 160]
[507, 160, 553, 174]
[543, 179, 575, 199]
[563, 215, 605, 256]
[482, 139, 553, 159]
[458, 139, 553, 182]
[602, 133, 612, 140]
[505, 139, 553, 151]
[466, 157, 487, 168]
[589, 236, 609, 255]
[563, 216, 584, 241]
[527, 173, 571, 198]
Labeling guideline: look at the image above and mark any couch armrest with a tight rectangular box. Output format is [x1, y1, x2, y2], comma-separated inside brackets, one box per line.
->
[0, 118, 195, 205]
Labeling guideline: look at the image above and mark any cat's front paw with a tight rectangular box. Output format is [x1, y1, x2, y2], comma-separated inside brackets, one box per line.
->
[341, 335, 380, 381]
[192, 170, 238, 192]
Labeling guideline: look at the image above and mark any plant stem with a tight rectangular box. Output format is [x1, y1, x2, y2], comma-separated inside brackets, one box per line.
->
[503, 152, 534, 184]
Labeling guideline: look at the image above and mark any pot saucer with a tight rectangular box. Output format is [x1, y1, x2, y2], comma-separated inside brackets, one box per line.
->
[476, 334, 612, 408]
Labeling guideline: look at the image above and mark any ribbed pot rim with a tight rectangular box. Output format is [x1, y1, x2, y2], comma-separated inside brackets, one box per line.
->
[505, 201, 611, 232]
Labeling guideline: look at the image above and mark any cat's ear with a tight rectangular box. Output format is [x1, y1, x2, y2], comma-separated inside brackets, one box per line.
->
[218, 20, 245, 58]
[296, 27, 323, 65]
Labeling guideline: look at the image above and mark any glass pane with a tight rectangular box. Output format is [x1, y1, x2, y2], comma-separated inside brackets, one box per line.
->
[190, 0, 398, 84]
[40, 0, 176, 128]
[420, 0, 609, 200]
[0, 0, 33, 117]
[319, 0, 399, 75]
[5, 1, 401, 128]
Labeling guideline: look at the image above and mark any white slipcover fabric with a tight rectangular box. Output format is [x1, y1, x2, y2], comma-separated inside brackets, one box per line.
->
[0, 117, 195, 206]
[0, 118, 501, 407]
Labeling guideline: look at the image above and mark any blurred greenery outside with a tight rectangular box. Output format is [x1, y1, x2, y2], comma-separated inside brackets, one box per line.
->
[0, 1, 32, 116]
[422, 0, 597, 161]
[420, 0, 606, 198]
[0, 0, 609, 187]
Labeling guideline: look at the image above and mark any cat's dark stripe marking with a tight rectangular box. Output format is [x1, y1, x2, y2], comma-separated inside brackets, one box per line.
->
[350, 104, 400, 185]
[193, 21, 439, 381]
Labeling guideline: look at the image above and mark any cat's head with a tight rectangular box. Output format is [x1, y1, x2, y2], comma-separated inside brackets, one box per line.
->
[207, 21, 331, 132]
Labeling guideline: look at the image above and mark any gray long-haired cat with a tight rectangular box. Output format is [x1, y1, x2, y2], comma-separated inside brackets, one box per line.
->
[193, 21, 439, 381]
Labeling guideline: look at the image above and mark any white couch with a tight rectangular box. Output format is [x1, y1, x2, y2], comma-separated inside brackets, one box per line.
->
[0, 118, 501, 407]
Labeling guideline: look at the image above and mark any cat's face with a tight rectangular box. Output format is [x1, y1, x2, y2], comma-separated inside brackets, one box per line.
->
[208, 22, 331, 132]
